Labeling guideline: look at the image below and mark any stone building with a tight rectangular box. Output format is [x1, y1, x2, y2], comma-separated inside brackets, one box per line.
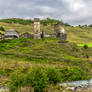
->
[54, 22, 67, 40]
[40, 31, 45, 39]
[20, 32, 34, 38]
[4, 29, 19, 39]
[34, 18, 41, 40]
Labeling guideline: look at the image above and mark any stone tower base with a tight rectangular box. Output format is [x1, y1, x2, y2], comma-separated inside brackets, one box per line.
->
[34, 33, 41, 40]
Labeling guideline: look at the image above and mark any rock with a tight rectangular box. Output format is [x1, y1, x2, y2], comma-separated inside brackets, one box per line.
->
[0, 86, 9, 92]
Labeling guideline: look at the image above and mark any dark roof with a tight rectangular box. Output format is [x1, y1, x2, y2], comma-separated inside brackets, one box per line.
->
[20, 32, 34, 38]
[4, 29, 19, 37]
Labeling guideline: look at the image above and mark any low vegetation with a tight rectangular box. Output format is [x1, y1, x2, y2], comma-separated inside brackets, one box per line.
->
[0, 18, 92, 91]
[0, 38, 92, 92]
[0, 18, 34, 25]
[8, 66, 90, 92]
[0, 37, 88, 63]
[0, 26, 5, 31]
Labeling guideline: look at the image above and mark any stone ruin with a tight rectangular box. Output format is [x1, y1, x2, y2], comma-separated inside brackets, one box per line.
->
[33, 18, 67, 40]
[54, 22, 67, 41]
[34, 18, 41, 40]
[40, 31, 45, 39]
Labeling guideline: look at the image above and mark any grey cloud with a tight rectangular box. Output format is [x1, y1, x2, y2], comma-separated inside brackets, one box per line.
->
[0, 0, 92, 25]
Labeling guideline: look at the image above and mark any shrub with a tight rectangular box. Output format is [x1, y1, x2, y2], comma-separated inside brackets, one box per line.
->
[7, 66, 91, 92]
[64, 23, 71, 26]
[8, 70, 26, 92]
[26, 67, 49, 92]
[60, 67, 90, 82]
[0, 68, 12, 76]
[83, 44, 88, 49]
[45, 67, 61, 84]
[8, 67, 49, 92]
[0, 26, 5, 31]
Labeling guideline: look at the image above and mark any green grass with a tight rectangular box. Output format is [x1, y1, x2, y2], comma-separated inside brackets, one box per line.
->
[8, 66, 90, 92]
[0, 20, 92, 89]
[0, 37, 87, 63]
[78, 43, 92, 47]
[0, 37, 92, 88]
[0, 21, 92, 43]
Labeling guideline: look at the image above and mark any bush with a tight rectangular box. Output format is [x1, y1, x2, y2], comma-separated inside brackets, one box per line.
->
[8, 67, 90, 92]
[8, 70, 26, 92]
[60, 67, 89, 82]
[83, 44, 88, 49]
[64, 23, 71, 26]
[45, 67, 61, 84]
[8, 67, 49, 92]
[26, 67, 48, 92]
[0, 26, 5, 31]
[0, 68, 12, 76]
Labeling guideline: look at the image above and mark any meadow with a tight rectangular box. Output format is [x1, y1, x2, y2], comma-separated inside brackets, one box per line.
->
[0, 38, 92, 92]
[78, 43, 92, 47]
[0, 18, 92, 92]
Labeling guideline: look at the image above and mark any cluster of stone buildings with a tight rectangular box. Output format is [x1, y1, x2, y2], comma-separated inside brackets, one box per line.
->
[0, 18, 67, 41]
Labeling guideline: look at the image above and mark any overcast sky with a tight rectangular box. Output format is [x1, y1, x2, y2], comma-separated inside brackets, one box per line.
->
[0, 0, 92, 25]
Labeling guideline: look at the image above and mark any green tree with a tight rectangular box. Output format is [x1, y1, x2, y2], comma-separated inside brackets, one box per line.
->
[8, 67, 49, 92]
[26, 67, 49, 92]
[45, 67, 61, 84]
[0, 26, 5, 31]
[84, 44, 88, 49]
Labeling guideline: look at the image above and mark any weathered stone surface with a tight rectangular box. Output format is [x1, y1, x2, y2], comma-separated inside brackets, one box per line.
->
[41, 31, 45, 39]
[34, 33, 41, 40]
[0, 87, 9, 92]
[34, 18, 41, 40]
[60, 85, 92, 92]
[54, 22, 67, 41]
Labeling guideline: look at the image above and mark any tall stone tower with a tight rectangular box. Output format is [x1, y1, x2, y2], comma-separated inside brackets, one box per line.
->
[34, 18, 41, 39]
[54, 22, 67, 41]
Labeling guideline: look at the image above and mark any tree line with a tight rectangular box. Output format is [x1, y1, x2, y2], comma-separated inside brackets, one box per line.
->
[0, 18, 71, 26]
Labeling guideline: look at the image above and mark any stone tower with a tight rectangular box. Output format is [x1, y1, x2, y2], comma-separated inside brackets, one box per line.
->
[34, 18, 41, 39]
[54, 22, 67, 40]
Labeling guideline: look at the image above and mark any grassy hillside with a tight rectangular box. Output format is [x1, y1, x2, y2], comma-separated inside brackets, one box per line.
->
[0, 37, 88, 62]
[0, 18, 92, 91]
[0, 20, 92, 43]
[0, 38, 92, 90]
[67, 26, 92, 44]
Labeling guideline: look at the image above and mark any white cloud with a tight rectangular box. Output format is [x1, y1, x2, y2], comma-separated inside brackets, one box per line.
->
[0, 0, 92, 25]
[63, 0, 86, 12]
[39, 6, 57, 13]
